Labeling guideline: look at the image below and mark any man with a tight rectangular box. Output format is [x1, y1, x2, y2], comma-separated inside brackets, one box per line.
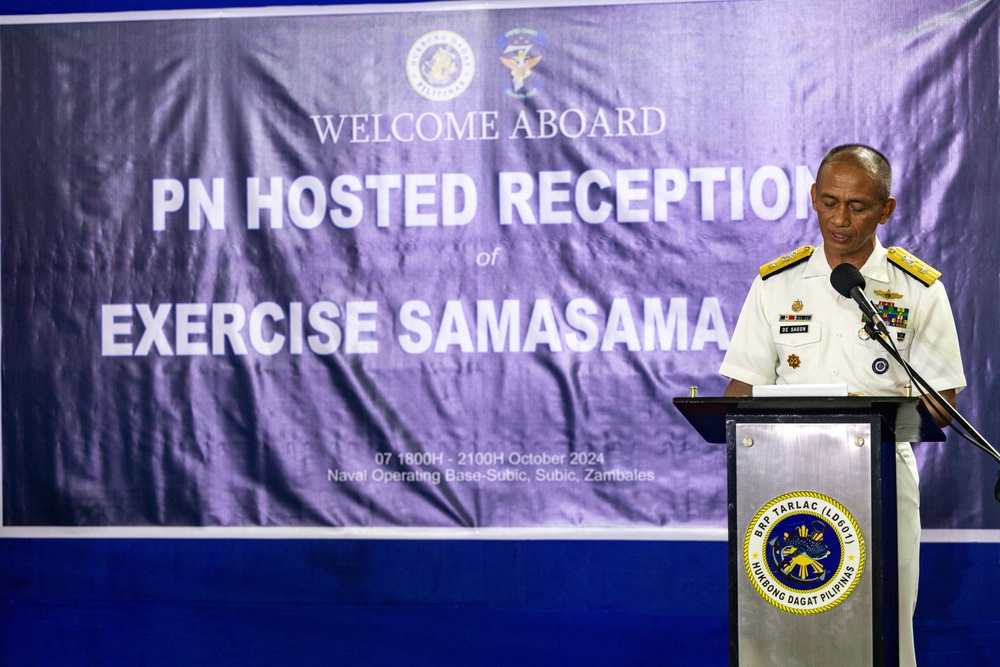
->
[719, 144, 966, 665]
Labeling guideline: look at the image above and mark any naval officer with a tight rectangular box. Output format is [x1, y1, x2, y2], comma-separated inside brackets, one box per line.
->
[720, 144, 966, 666]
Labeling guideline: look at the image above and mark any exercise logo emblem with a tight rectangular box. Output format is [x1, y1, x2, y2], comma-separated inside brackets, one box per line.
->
[744, 491, 865, 614]
[497, 28, 546, 99]
[407, 30, 475, 101]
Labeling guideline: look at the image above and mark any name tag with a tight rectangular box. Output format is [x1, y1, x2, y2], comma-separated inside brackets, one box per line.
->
[779, 325, 809, 334]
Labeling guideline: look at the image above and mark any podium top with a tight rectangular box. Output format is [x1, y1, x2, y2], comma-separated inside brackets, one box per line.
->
[672, 396, 946, 444]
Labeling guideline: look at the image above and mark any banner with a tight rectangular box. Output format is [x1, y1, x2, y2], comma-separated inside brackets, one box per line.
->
[2, 0, 997, 529]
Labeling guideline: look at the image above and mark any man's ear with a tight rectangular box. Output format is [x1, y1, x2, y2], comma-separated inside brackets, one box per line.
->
[879, 197, 897, 224]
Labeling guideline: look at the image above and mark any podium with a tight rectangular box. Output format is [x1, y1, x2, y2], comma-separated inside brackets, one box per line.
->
[673, 396, 945, 666]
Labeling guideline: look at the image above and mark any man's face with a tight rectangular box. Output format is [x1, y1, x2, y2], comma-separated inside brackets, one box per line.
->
[811, 159, 896, 268]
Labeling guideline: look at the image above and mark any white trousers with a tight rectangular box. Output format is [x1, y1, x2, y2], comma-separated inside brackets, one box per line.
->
[896, 443, 921, 667]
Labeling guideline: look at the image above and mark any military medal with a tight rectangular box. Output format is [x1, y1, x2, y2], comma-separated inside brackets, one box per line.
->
[875, 301, 909, 329]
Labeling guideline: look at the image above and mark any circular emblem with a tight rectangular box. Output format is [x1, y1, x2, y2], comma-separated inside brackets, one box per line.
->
[791, 299, 803, 313]
[406, 30, 476, 101]
[872, 358, 890, 375]
[744, 491, 865, 614]
[497, 28, 546, 100]
[786, 354, 801, 369]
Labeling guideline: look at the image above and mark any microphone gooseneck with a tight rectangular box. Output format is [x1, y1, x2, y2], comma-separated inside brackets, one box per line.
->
[829, 263, 1000, 494]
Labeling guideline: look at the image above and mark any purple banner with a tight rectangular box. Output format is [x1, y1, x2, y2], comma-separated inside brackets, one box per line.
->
[2, 0, 997, 529]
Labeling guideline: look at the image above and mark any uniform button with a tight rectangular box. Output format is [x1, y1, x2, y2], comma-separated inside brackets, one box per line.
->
[832, 370, 840, 376]
[790, 338, 796, 344]
[836, 333, 842, 339]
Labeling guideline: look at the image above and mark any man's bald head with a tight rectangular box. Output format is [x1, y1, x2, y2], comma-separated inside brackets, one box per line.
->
[818, 144, 893, 203]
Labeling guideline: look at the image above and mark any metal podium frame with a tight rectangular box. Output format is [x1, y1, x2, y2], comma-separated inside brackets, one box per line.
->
[674, 396, 945, 667]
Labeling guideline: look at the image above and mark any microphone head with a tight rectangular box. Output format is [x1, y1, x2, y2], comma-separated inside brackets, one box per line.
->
[830, 262, 866, 298]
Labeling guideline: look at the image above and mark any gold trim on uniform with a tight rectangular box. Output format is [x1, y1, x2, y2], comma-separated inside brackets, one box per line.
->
[887, 247, 941, 286]
[759, 246, 815, 280]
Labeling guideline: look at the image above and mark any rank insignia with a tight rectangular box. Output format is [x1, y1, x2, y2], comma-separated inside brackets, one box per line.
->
[897, 332, 906, 343]
[887, 247, 941, 286]
[874, 289, 902, 300]
[787, 354, 801, 369]
[760, 246, 815, 280]
[791, 299, 803, 313]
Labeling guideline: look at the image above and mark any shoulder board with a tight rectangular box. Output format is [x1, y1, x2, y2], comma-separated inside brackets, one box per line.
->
[759, 246, 815, 280]
[887, 246, 941, 286]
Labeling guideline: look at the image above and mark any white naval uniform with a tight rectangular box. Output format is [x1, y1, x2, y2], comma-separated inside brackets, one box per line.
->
[720, 239, 966, 666]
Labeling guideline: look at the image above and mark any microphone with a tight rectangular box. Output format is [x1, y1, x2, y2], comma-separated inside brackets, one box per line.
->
[830, 268, 1000, 487]
[830, 263, 891, 338]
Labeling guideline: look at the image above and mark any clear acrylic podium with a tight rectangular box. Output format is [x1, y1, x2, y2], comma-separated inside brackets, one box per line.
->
[674, 396, 945, 666]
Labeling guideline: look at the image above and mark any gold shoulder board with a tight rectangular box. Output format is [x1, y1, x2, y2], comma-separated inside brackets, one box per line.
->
[887, 246, 941, 286]
[759, 245, 815, 280]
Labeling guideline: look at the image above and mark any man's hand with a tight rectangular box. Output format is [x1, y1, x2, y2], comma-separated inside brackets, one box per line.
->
[922, 388, 957, 428]
[723, 379, 753, 397]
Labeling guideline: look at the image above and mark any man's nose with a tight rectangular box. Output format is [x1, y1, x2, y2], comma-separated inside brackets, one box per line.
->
[831, 204, 850, 226]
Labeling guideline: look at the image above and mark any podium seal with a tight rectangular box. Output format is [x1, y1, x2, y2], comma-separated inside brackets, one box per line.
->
[743, 491, 865, 614]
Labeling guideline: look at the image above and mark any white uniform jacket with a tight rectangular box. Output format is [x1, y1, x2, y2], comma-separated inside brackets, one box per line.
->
[720, 239, 966, 397]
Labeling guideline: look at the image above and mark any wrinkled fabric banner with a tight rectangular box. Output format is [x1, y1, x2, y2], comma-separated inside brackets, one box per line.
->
[2, 0, 997, 528]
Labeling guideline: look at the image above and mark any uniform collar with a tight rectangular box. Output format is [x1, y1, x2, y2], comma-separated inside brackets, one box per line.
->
[804, 239, 889, 284]
[859, 239, 890, 284]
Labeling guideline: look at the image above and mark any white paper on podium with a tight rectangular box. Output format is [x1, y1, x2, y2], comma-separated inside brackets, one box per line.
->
[751, 384, 849, 397]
